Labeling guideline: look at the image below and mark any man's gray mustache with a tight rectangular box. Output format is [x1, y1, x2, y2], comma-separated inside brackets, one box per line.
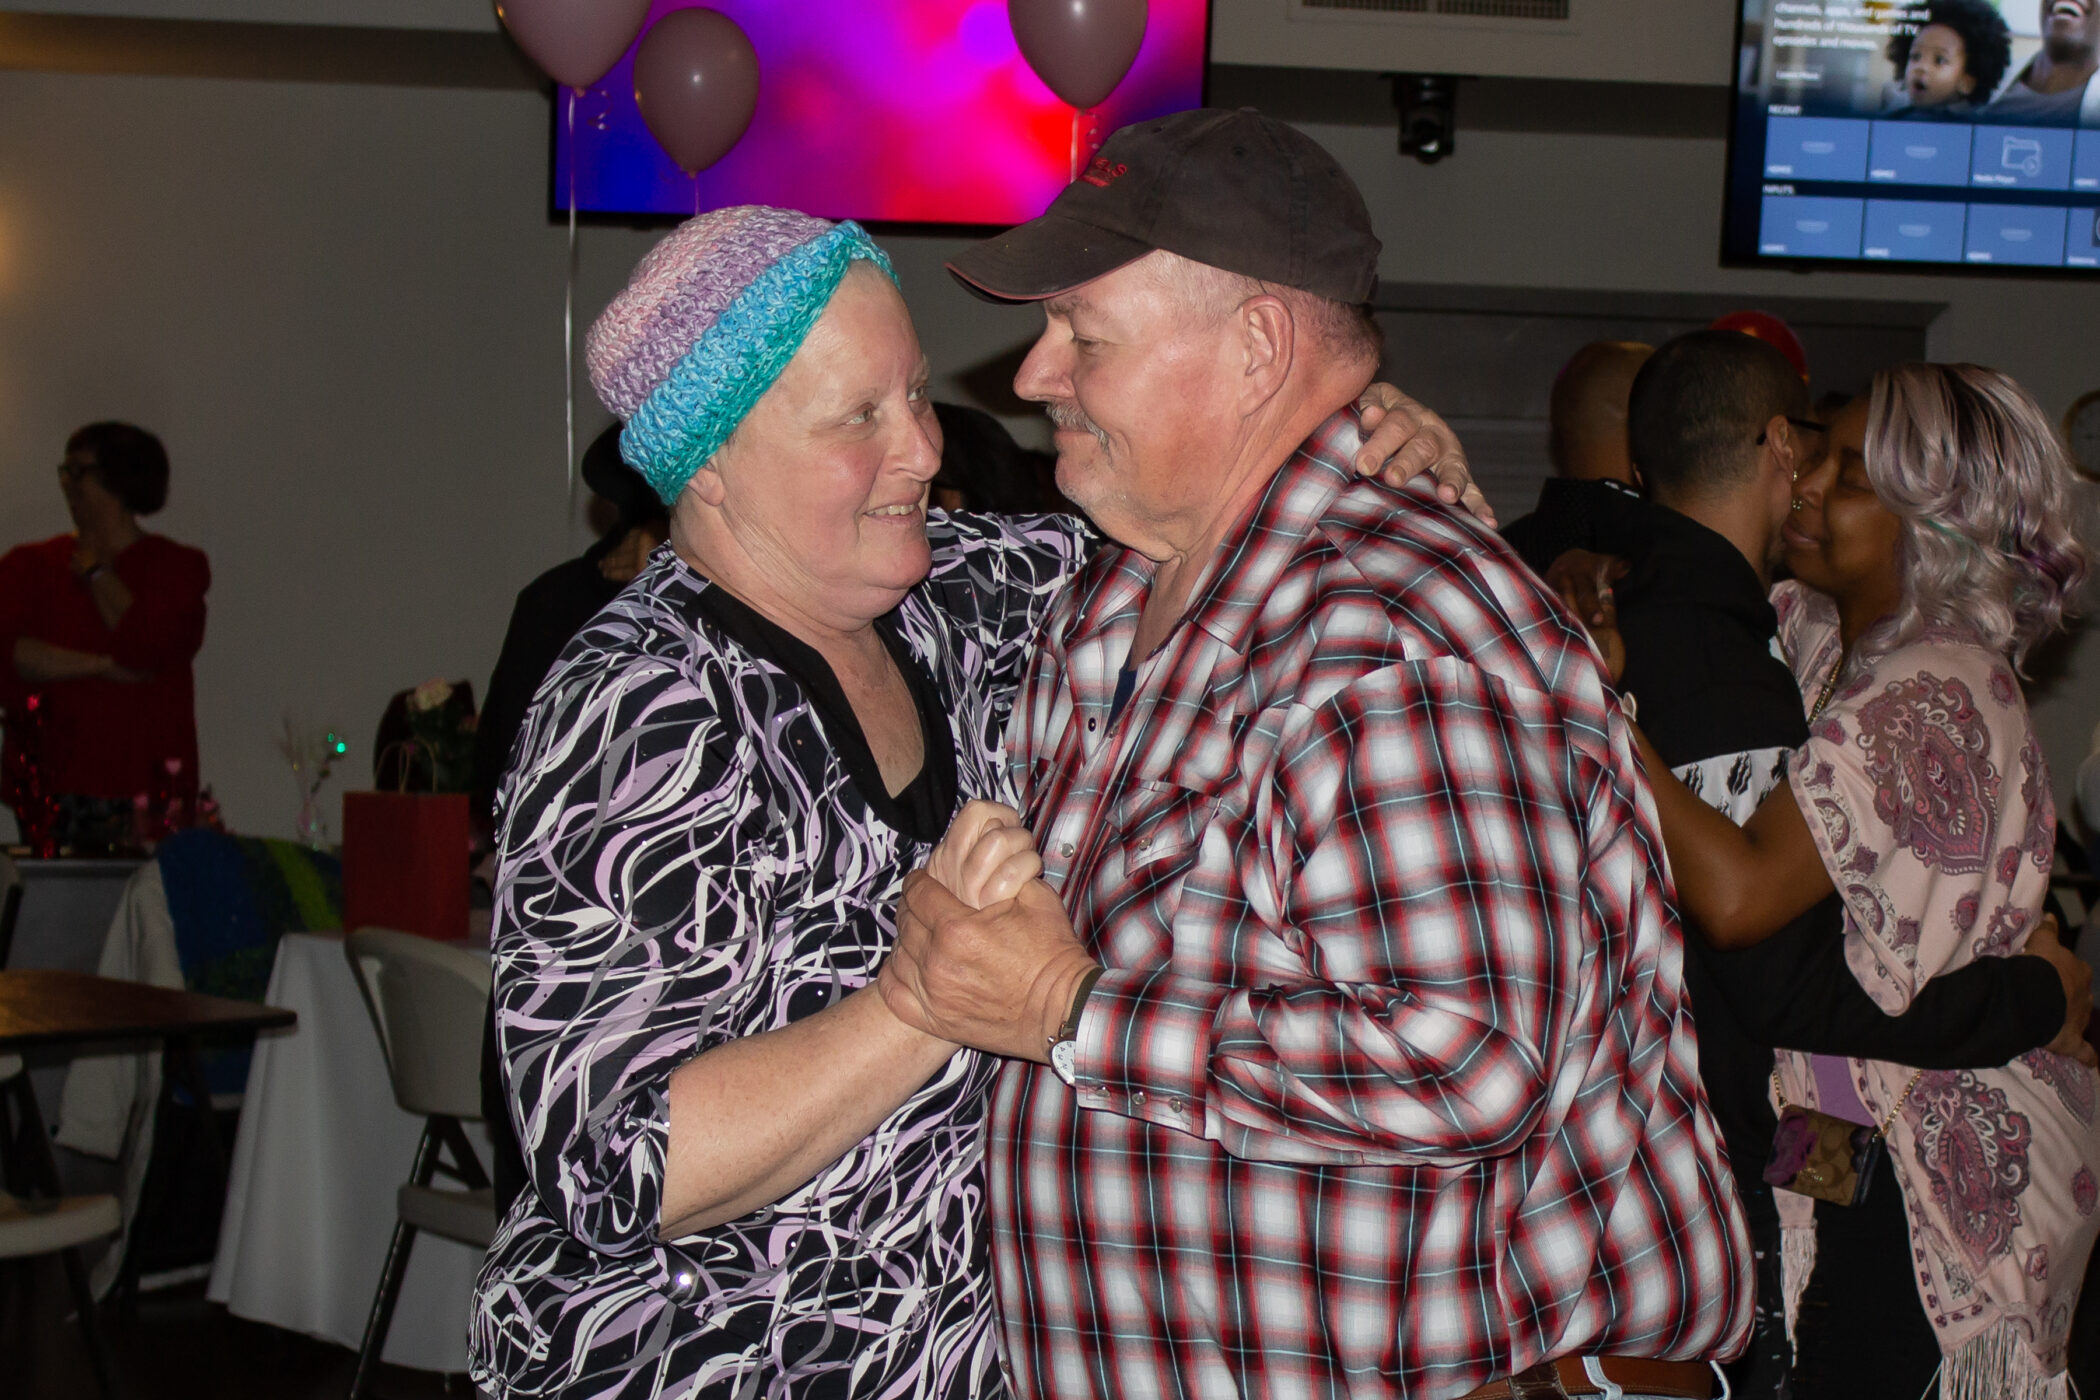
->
[1045, 403, 1110, 447]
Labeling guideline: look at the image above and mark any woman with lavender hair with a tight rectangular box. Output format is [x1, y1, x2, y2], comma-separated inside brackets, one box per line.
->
[467, 205, 1471, 1399]
[1580, 363, 2100, 1400]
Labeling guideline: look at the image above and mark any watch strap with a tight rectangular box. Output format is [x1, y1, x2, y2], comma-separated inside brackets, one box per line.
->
[1051, 964, 1105, 1049]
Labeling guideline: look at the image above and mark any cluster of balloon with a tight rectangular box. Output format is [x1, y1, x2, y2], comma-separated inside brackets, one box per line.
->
[497, 1, 760, 181]
[495, 1, 762, 488]
[1010, 0, 1149, 179]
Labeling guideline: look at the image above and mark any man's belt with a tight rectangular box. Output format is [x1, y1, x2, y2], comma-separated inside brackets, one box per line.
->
[1455, 1356, 1714, 1400]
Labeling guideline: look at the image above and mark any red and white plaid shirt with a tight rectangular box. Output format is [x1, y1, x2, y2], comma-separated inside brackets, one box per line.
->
[992, 410, 1752, 1399]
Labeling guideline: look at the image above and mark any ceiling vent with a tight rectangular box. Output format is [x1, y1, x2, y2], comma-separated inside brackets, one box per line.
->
[1297, 0, 1572, 17]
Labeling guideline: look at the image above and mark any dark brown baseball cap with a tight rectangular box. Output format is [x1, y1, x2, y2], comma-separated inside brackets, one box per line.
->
[947, 107, 1381, 305]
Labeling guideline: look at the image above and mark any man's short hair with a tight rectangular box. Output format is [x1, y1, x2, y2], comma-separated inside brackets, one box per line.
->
[68, 421, 170, 515]
[1627, 331, 1809, 502]
[1155, 253, 1383, 369]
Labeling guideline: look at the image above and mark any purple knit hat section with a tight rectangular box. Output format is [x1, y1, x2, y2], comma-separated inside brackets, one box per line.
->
[587, 206, 837, 422]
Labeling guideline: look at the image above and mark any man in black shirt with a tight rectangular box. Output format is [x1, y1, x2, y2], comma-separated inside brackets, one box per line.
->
[1500, 339, 1651, 571]
[1527, 330, 2087, 1397]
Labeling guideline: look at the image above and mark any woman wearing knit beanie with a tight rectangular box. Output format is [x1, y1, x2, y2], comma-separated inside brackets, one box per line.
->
[469, 205, 1466, 1398]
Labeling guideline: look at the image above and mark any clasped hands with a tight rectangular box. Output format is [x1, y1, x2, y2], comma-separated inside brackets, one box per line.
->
[879, 801, 1100, 1065]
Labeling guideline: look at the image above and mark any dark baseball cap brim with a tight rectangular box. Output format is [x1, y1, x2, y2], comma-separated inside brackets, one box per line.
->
[946, 213, 1158, 303]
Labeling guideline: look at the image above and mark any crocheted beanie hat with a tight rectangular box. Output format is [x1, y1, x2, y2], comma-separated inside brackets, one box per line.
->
[586, 206, 898, 504]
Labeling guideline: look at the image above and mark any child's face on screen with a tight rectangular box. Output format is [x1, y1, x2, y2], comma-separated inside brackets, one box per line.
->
[1906, 24, 1976, 105]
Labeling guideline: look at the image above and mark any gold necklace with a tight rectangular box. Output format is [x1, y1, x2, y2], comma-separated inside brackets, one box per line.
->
[1809, 653, 1845, 720]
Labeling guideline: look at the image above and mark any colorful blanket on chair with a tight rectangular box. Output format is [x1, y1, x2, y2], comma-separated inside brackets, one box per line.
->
[156, 829, 342, 1092]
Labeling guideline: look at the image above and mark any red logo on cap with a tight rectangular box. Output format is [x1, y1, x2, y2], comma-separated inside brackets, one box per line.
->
[1079, 158, 1129, 189]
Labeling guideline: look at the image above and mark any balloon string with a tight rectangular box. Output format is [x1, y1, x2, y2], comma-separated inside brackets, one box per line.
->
[1070, 107, 1081, 182]
[565, 86, 578, 498]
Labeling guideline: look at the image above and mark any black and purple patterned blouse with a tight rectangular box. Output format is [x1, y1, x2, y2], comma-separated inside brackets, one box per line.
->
[469, 512, 1091, 1400]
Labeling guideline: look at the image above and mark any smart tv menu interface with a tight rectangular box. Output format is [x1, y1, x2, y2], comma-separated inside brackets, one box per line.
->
[1726, 1, 2100, 270]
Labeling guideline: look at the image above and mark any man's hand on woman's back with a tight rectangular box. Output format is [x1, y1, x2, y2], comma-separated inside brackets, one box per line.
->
[2025, 914, 2098, 1067]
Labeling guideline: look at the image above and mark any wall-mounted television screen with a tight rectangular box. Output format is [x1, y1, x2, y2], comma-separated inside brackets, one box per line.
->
[551, 0, 1211, 227]
[1724, 0, 2100, 271]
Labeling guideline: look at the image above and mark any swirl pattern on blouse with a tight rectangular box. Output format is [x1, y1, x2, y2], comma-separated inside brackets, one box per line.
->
[470, 511, 1092, 1400]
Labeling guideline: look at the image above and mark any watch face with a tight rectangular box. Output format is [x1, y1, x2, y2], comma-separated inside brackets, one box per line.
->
[1050, 1038, 1079, 1087]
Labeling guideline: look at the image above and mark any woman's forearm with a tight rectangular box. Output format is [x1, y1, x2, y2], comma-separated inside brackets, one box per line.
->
[659, 983, 957, 1238]
[12, 637, 112, 683]
[1635, 725, 1835, 948]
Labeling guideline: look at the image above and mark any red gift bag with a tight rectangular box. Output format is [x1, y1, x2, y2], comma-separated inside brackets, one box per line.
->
[341, 791, 471, 940]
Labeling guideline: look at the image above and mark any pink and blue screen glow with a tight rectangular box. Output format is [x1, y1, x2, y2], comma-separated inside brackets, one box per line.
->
[553, 0, 1210, 225]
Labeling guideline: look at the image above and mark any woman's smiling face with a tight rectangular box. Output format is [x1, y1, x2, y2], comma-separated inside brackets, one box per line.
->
[1782, 396, 1905, 606]
[697, 265, 945, 621]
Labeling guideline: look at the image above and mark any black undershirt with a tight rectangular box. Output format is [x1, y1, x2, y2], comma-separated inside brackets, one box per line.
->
[682, 579, 959, 843]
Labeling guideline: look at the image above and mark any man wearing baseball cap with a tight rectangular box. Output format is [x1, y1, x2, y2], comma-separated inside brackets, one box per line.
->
[877, 108, 1752, 1399]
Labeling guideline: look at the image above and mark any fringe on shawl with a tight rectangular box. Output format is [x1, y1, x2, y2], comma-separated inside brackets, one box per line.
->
[1780, 1222, 1816, 1345]
[1939, 1320, 2068, 1400]
[1782, 1223, 2068, 1400]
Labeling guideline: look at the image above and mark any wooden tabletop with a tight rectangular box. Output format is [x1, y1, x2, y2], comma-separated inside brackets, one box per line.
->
[0, 969, 295, 1051]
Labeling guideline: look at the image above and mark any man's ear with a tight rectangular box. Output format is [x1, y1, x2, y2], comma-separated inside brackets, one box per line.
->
[1238, 295, 1294, 410]
[1763, 416, 1805, 488]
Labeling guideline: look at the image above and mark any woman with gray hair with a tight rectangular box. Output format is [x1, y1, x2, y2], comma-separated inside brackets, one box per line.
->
[1584, 363, 2098, 1400]
[468, 205, 1470, 1399]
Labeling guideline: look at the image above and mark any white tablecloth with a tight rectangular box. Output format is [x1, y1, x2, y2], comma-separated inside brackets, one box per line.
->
[207, 931, 492, 1374]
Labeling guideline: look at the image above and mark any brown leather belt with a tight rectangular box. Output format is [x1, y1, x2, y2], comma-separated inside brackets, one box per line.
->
[1455, 1356, 1714, 1400]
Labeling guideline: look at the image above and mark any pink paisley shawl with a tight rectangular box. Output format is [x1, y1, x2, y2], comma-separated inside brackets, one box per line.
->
[1772, 582, 2100, 1394]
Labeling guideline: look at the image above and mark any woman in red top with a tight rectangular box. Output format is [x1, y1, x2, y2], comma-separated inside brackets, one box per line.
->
[0, 423, 209, 849]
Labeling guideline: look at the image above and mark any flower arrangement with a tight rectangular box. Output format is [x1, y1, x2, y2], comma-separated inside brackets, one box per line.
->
[399, 678, 478, 795]
[278, 717, 349, 850]
[2, 692, 61, 856]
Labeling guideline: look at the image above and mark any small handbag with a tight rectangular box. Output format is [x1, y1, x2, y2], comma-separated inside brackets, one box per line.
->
[1762, 1066, 1922, 1208]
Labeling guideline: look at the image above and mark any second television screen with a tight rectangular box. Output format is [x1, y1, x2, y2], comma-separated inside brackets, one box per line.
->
[1725, 0, 2100, 271]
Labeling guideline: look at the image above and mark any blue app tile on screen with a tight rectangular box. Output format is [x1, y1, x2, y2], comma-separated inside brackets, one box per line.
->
[1759, 196, 1865, 258]
[2076, 130, 2100, 192]
[2068, 208, 2100, 268]
[1765, 116, 1871, 182]
[1969, 127, 2074, 190]
[1964, 204, 2067, 265]
[1862, 200, 1967, 261]
[1868, 122, 1973, 187]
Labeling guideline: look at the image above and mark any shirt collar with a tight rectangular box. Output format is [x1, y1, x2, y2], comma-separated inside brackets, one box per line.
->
[1175, 407, 1366, 657]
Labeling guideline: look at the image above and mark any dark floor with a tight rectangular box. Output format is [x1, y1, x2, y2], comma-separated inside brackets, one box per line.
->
[6, 1255, 467, 1400]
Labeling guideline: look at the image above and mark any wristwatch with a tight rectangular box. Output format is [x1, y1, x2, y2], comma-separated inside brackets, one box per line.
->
[1047, 965, 1105, 1087]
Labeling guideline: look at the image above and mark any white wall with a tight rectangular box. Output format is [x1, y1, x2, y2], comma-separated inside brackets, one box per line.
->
[1, 67, 2096, 843]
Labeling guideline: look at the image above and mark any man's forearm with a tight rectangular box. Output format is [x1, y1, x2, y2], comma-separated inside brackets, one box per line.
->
[1707, 897, 2062, 1068]
[11, 637, 112, 683]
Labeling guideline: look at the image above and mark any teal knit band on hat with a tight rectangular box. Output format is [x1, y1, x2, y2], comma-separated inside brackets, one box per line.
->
[617, 221, 897, 504]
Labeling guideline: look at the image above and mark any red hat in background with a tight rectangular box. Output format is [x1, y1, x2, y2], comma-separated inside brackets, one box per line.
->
[1710, 311, 1810, 383]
